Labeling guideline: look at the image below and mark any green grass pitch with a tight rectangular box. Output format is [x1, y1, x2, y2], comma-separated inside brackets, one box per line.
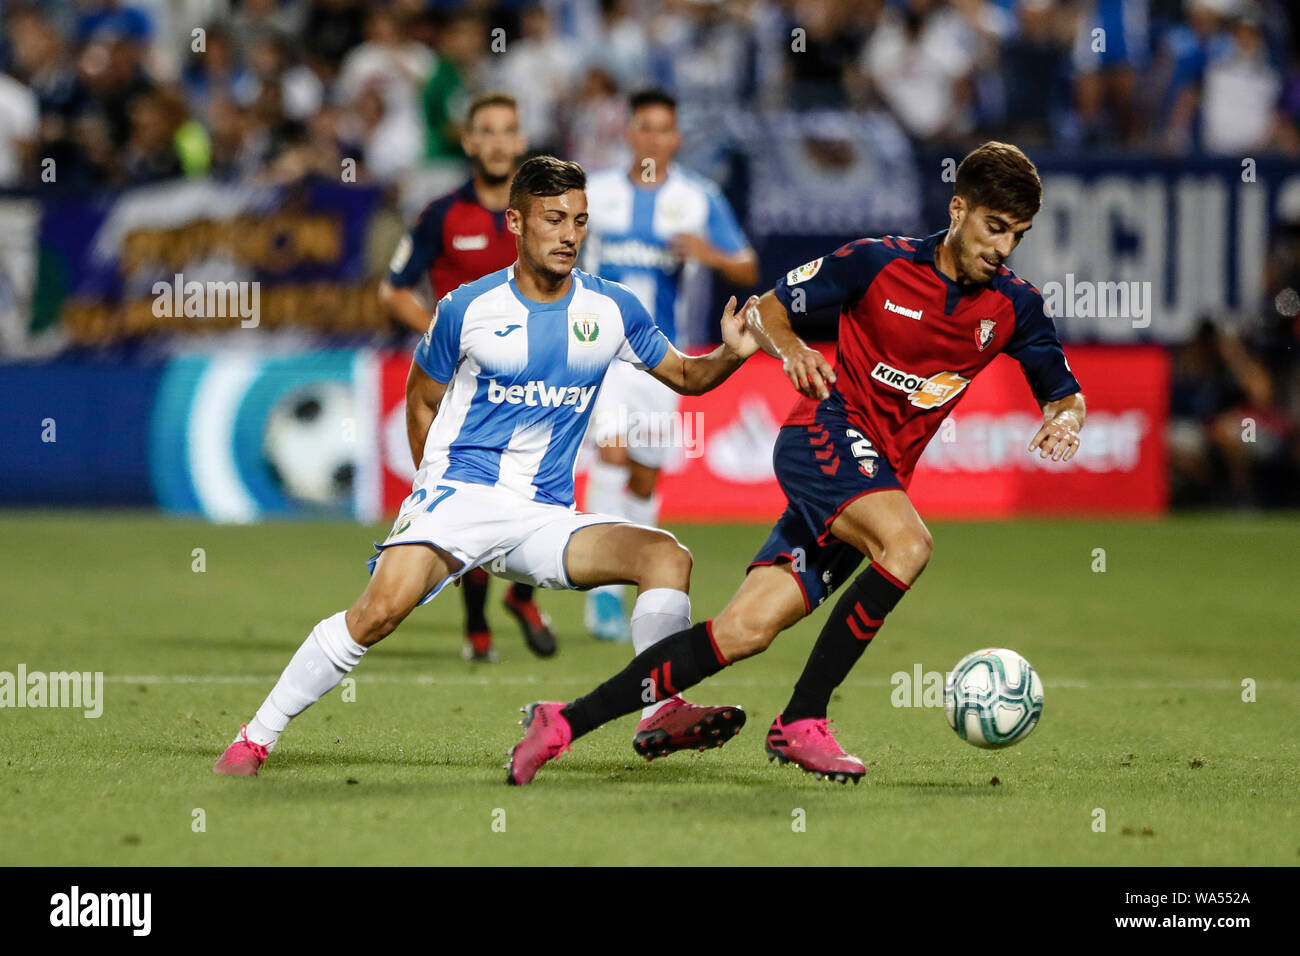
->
[1, 512, 1297, 866]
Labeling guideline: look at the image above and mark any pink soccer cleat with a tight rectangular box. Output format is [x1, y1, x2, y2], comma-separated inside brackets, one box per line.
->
[213, 724, 269, 777]
[632, 696, 745, 761]
[764, 715, 865, 784]
[506, 702, 572, 785]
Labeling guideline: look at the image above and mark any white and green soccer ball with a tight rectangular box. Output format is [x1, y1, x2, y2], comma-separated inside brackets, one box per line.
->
[944, 648, 1044, 748]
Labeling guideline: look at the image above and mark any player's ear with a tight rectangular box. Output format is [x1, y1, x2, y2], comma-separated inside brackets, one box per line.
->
[505, 206, 524, 237]
[948, 195, 967, 230]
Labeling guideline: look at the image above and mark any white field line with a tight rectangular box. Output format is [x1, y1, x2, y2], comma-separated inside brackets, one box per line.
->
[100, 674, 1288, 690]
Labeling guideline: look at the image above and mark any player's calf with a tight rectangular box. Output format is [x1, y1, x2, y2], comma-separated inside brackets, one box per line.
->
[710, 564, 808, 662]
[213, 544, 451, 776]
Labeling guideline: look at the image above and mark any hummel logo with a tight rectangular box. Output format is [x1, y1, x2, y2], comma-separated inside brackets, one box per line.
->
[495, 324, 523, 337]
[884, 299, 923, 320]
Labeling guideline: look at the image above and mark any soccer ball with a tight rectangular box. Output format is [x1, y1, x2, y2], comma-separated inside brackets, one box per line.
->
[262, 381, 357, 508]
[944, 648, 1043, 748]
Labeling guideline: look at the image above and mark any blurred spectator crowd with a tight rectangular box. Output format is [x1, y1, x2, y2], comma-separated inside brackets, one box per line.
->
[0, 0, 1297, 509]
[0, 0, 1298, 191]
[1168, 224, 1300, 509]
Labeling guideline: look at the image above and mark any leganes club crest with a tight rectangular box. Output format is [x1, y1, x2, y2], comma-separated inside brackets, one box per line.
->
[572, 313, 599, 345]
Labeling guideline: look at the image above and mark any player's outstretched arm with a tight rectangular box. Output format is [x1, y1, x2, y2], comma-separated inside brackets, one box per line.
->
[1029, 391, 1086, 462]
[648, 295, 760, 396]
[743, 291, 836, 400]
[405, 361, 448, 468]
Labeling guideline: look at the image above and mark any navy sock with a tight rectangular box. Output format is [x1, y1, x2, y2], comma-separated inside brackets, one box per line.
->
[562, 622, 726, 739]
[781, 564, 910, 723]
[461, 567, 490, 634]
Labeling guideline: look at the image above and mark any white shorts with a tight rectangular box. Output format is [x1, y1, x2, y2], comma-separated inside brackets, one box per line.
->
[590, 360, 682, 469]
[369, 479, 624, 606]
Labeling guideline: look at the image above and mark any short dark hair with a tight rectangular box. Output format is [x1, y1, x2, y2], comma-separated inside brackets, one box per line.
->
[629, 88, 677, 114]
[954, 142, 1042, 222]
[508, 155, 586, 213]
[465, 91, 517, 128]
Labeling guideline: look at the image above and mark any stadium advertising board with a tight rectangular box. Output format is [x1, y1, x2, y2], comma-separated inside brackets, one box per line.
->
[35, 179, 385, 346]
[997, 155, 1300, 344]
[376, 345, 1167, 521]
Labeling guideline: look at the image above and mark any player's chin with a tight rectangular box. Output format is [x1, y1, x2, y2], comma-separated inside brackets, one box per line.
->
[549, 251, 577, 271]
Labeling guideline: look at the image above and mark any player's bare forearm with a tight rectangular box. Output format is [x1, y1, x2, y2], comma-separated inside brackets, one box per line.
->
[649, 295, 760, 396]
[380, 282, 433, 336]
[743, 291, 800, 359]
[670, 345, 748, 396]
[405, 361, 446, 468]
[1029, 391, 1086, 462]
[744, 291, 836, 400]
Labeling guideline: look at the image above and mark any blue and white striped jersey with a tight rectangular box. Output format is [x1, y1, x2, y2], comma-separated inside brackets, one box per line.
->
[414, 265, 671, 507]
[583, 165, 750, 345]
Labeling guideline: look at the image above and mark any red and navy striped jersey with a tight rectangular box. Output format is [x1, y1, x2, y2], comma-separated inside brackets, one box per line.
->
[387, 181, 515, 301]
[774, 229, 1081, 487]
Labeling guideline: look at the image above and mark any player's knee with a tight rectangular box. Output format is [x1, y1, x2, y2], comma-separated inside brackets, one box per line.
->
[887, 527, 933, 577]
[712, 602, 779, 660]
[626, 468, 657, 500]
[713, 615, 778, 661]
[348, 591, 412, 644]
[634, 530, 692, 586]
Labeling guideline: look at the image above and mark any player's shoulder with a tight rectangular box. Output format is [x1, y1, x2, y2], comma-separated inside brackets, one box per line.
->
[783, 234, 915, 289]
[573, 269, 649, 318]
[989, 262, 1046, 313]
[415, 181, 475, 228]
[671, 166, 725, 198]
[437, 267, 513, 318]
[836, 234, 923, 266]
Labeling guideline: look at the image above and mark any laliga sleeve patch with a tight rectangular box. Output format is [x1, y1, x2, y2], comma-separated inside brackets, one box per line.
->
[785, 257, 823, 285]
[389, 235, 413, 273]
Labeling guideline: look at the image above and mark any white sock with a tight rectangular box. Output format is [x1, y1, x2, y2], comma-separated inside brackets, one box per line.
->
[630, 588, 691, 719]
[623, 491, 660, 529]
[245, 611, 367, 750]
[585, 459, 631, 602]
[585, 459, 628, 516]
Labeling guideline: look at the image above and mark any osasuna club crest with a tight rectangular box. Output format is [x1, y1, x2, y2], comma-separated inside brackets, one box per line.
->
[975, 319, 996, 351]
[572, 314, 599, 344]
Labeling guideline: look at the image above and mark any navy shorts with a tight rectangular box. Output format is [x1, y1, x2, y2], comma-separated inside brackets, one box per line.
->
[749, 412, 902, 611]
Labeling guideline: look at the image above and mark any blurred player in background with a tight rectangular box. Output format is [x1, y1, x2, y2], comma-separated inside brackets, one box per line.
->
[507, 143, 1088, 786]
[216, 156, 760, 778]
[380, 92, 556, 663]
[580, 88, 758, 642]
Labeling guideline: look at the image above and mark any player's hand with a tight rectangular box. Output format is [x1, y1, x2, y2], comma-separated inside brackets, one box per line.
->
[781, 344, 836, 400]
[1029, 415, 1082, 462]
[720, 295, 761, 359]
[669, 233, 717, 267]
